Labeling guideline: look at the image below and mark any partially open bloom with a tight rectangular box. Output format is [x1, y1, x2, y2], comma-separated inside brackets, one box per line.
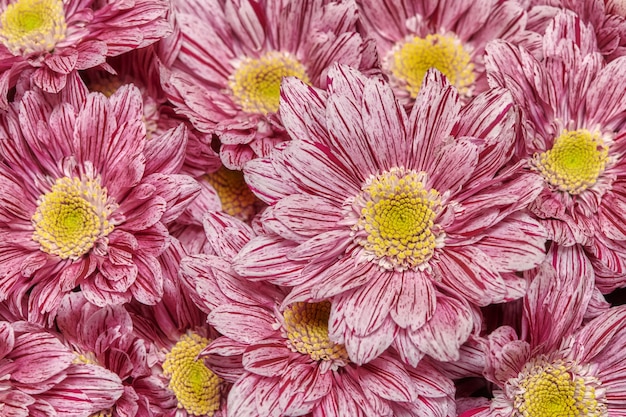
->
[486, 10, 626, 291]
[0, 318, 123, 416]
[0, 77, 200, 322]
[162, 0, 377, 169]
[127, 239, 230, 417]
[460, 246, 625, 417]
[526, 0, 626, 60]
[0, 0, 171, 109]
[181, 211, 455, 417]
[235, 64, 547, 365]
[356, 0, 539, 105]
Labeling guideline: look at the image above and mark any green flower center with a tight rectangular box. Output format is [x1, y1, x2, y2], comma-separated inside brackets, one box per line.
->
[163, 333, 221, 416]
[283, 301, 349, 364]
[513, 359, 606, 417]
[228, 51, 309, 114]
[32, 176, 116, 260]
[0, 0, 66, 55]
[354, 168, 443, 271]
[533, 129, 609, 195]
[387, 33, 475, 98]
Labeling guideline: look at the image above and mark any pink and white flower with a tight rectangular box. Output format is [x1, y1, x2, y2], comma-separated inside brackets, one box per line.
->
[181, 211, 455, 417]
[0, 76, 200, 323]
[485, 10, 626, 291]
[460, 245, 624, 417]
[0, 318, 123, 416]
[162, 0, 377, 169]
[356, 0, 540, 105]
[234, 64, 547, 365]
[0, 0, 171, 109]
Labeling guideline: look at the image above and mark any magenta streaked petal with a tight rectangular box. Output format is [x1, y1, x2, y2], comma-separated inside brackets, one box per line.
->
[244, 156, 299, 205]
[228, 373, 263, 417]
[570, 305, 626, 364]
[361, 76, 410, 172]
[426, 138, 478, 193]
[472, 213, 547, 272]
[390, 271, 436, 331]
[280, 77, 329, 144]
[233, 235, 304, 283]
[393, 329, 426, 368]
[341, 317, 397, 365]
[524, 244, 594, 352]
[242, 339, 293, 377]
[409, 295, 473, 362]
[337, 270, 397, 336]
[273, 195, 343, 238]
[408, 69, 461, 171]
[208, 304, 276, 344]
[360, 355, 418, 402]
[435, 247, 507, 306]
[586, 56, 626, 129]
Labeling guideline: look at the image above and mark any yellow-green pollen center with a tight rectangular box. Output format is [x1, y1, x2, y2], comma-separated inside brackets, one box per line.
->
[513, 359, 606, 417]
[229, 51, 310, 114]
[533, 129, 609, 195]
[387, 33, 475, 98]
[163, 333, 221, 417]
[32, 176, 116, 260]
[355, 169, 442, 271]
[204, 167, 259, 222]
[0, 0, 66, 55]
[283, 301, 349, 364]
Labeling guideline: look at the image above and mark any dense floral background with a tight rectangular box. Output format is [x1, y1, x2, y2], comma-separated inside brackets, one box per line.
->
[1, 0, 626, 416]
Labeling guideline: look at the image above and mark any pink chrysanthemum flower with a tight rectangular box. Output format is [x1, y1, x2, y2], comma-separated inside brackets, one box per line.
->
[180, 211, 455, 417]
[56, 292, 159, 417]
[0, 77, 200, 323]
[460, 245, 625, 417]
[0, 0, 171, 109]
[485, 10, 626, 292]
[234, 64, 547, 365]
[526, 0, 626, 60]
[0, 318, 123, 416]
[127, 239, 230, 417]
[161, 0, 378, 169]
[356, 0, 540, 105]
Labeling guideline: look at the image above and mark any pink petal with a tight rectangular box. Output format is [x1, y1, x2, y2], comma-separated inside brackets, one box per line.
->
[208, 304, 276, 344]
[360, 355, 418, 402]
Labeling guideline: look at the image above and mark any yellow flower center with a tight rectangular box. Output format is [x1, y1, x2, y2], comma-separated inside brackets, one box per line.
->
[283, 301, 349, 365]
[387, 33, 475, 98]
[228, 51, 310, 114]
[354, 168, 443, 271]
[32, 176, 117, 260]
[0, 0, 66, 55]
[532, 129, 609, 195]
[162, 333, 221, 417]
[513, 359, 607, 417]
[204, 167, 259, 222]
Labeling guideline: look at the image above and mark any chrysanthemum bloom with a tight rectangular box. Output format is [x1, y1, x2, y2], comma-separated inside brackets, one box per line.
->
[0, 319, 124, 416]
[161, 0, 378, 169]
[81, 46, 222, 178]
[526, 0, 626, 60]
[234, 64, 547, 365]
[56, 292, 160, 416]
[0, 78, 200, 323]
[356, 0, 540, 106]
[459, 245, 626, 417]
[0, 0, 171, 109]
[127, 239, 231, 417]
[179, 212, 455, 417]
[485, 10, 626, 292]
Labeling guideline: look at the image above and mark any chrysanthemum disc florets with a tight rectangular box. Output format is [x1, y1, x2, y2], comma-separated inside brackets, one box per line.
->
[163, 333, 221, 417]
[283, 301, 349, 366]
[386, 34, 475, 98]
[32, 176, 117, 260]
[511, 357, 607, 417]
[229, 51, 310, 114]
[0, 0, 66, 55]
[532, 129, 609, 195]
[205, 167, 258, 221]
[353, 168, 443, 271]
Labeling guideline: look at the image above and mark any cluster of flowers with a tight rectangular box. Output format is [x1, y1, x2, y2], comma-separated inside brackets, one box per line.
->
[1, 0, 626, 416]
